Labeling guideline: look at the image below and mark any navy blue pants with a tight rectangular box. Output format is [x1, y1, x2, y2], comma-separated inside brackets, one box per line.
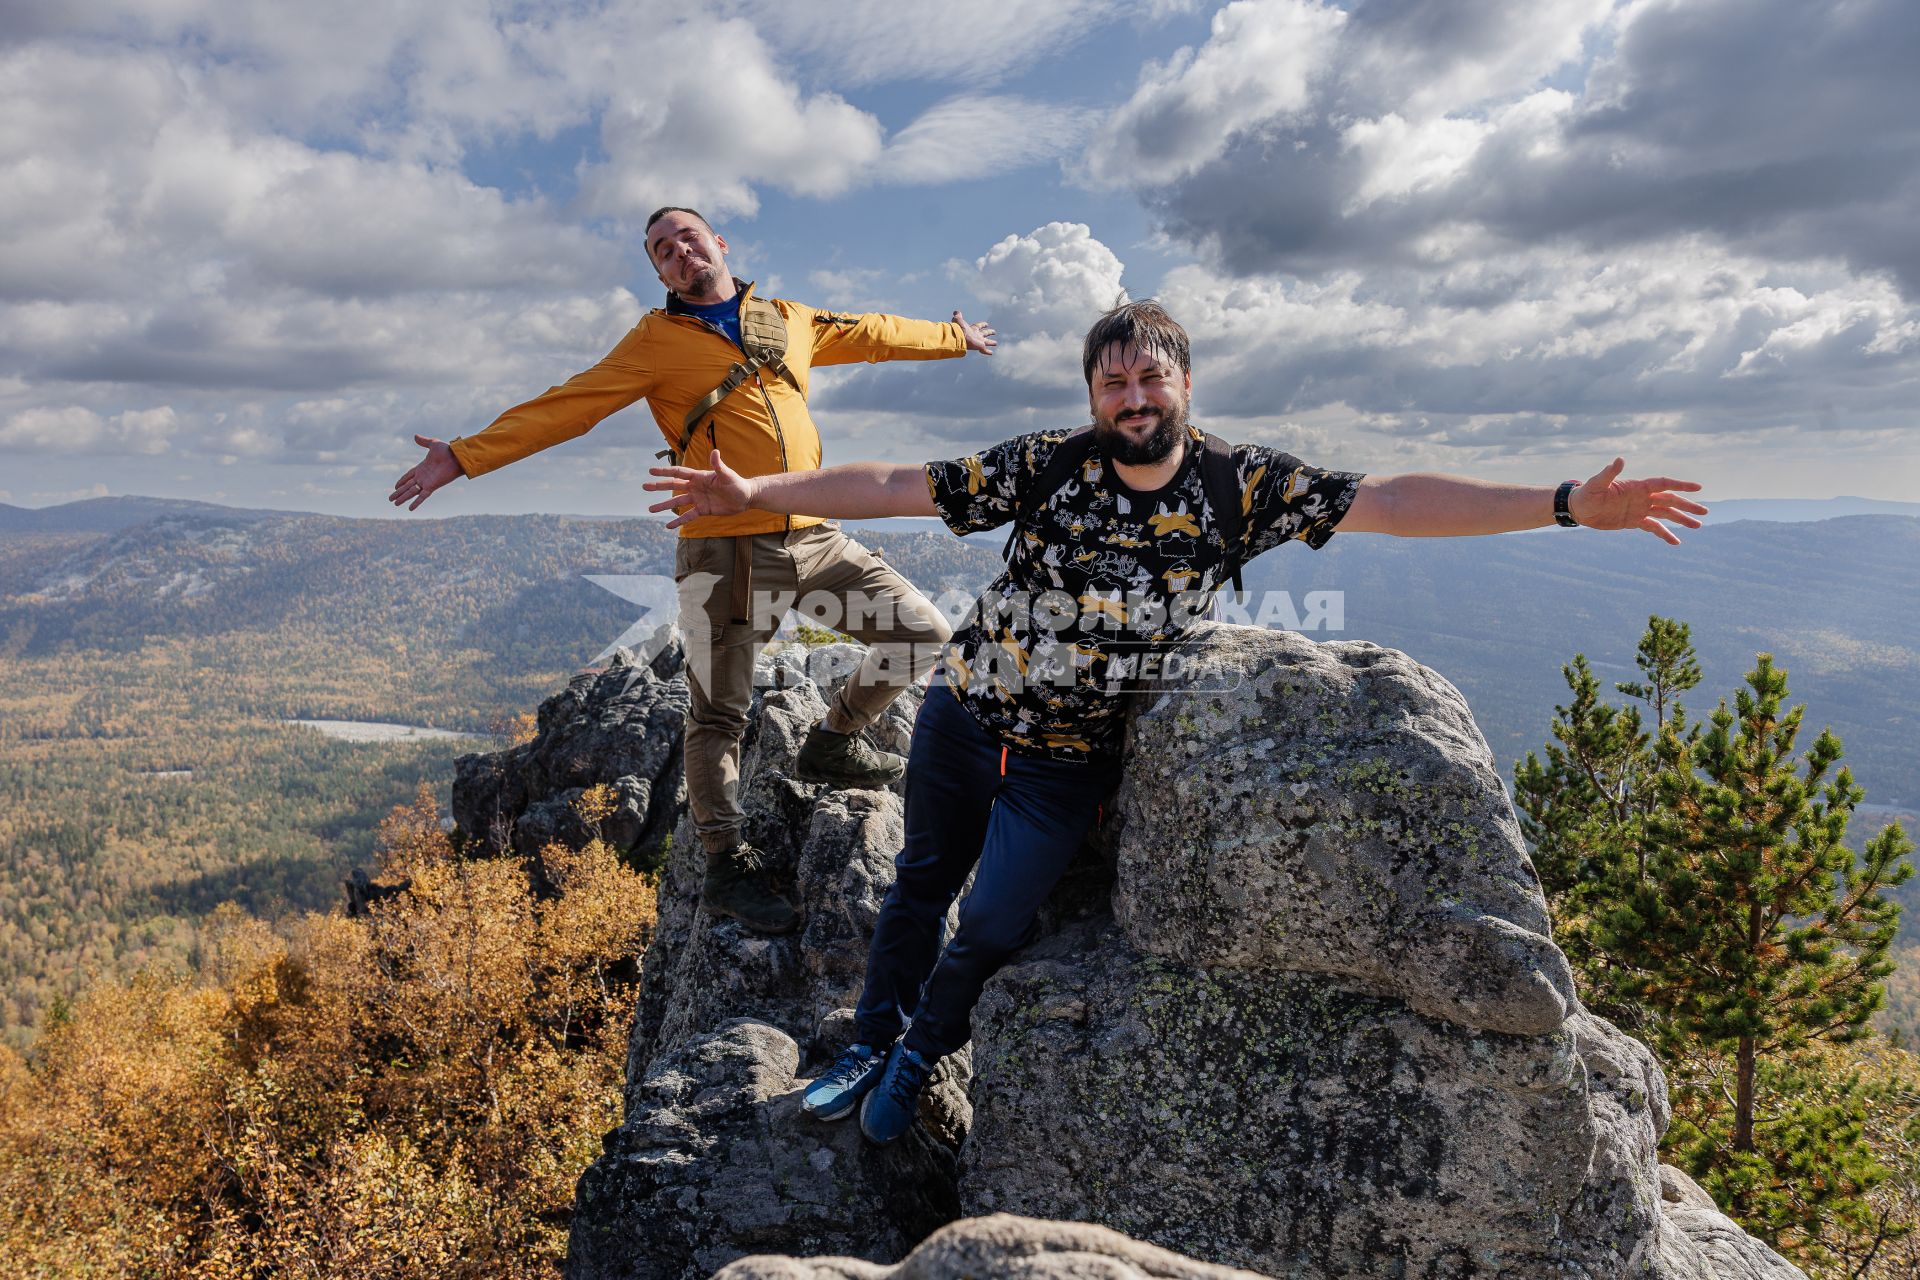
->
[854, 682, 1122, 1062]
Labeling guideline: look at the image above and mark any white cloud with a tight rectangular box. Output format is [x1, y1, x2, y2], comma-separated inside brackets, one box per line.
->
[1153, 238, 1920, 444]
[880, 96, 1094, 186]
[724, 0, 1126, 88]
[1084, 0, 1348, 186]
[1089, 0, 1920, 300]
[1341, 0, 1611, 118]
[964, 222, 1130, 338]
[1, 406, 104, 452]
[1341, 114, 1491, 211]
[0, 43, 616, 305]
[957, 222, 1131, 390]
[0, 403, 172, 457]
[573, 16, 885, 219]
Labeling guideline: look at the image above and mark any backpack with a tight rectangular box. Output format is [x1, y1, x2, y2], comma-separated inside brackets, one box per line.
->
[1000, 427, 1248, 594]
[657, 291, 802, 464]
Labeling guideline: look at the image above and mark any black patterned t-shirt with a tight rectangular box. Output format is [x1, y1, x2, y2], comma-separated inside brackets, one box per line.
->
[923, 425, 1365, 761]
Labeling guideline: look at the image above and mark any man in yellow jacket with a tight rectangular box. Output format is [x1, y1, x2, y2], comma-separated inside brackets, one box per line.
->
[388, 207, 996, 933]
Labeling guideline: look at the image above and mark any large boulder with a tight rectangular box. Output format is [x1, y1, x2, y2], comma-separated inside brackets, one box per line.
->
[557, 625, 1803, 1280]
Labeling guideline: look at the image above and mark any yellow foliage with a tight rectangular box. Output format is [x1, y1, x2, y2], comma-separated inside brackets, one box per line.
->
[491, 710, 540, 749]
[0, 786, 657, 1279]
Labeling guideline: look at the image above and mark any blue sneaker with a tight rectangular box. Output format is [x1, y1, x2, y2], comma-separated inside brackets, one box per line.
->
[859, 1042, 934, 1144]
[801, 1042, 889, 1121]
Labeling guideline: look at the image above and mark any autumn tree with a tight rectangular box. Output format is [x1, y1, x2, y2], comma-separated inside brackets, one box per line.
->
[0, 782, 655, 1279]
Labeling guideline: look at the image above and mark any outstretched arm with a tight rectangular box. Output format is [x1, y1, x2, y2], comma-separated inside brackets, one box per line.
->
[805, 304, 994, 365]
[645, 450, 936, 529]
[1340, 458, 1706, 544]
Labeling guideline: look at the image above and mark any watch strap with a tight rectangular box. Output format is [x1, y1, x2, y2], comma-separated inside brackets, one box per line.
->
[1554, 480, 1580, 528]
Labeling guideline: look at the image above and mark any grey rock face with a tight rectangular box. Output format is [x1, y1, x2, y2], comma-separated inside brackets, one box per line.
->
[958, 626, 1802, 1279]
[712, 1213, 1270, 1280]
[572, 644, 971, 1280]
[561, 624, 1803, 1280]
[452, 640, 689, 874]
[1110, 627, 1574, 1035]
[1655, 1168, 1809, 1280]
[963, 923, 1590, 1273]
[571, 1020, 958, 1280]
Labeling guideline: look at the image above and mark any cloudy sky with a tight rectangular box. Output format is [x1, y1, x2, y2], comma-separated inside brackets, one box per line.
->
[2, 0, 1916, 517]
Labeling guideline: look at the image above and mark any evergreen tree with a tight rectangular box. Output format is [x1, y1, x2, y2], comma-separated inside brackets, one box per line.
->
[1610, 654, 1913, 1157]
[1514, 615, 1701, 1019]
[1518, 623, 1916, 1265]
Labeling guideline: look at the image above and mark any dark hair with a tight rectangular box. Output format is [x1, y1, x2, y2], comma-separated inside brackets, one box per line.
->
[1081, 299, 1191, 386]
[644, 206, 714, 244]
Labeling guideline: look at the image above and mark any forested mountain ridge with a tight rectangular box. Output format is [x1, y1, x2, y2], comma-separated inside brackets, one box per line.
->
[13, 501, 1905, 793]
[0, 498, 1911, 1045]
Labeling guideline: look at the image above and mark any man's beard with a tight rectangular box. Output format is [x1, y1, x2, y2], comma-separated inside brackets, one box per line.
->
[683, 263, 724, 297]
[1094, 402, 1187, 466]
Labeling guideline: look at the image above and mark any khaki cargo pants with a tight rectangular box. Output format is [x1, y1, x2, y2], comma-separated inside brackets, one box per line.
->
[674, 522, 953, 854]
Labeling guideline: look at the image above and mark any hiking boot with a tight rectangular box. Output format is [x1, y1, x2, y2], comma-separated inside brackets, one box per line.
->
[701, 842, 800, 935]
[859, 1041, 934, 1144]
[793, 723, 906, 788]
[801, 1041, 890, 1121]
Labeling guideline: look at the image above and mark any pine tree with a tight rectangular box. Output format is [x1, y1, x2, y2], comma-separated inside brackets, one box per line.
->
[1609, 654, 1913, 1163]
[1514, 615, 1701, 1018]
[1518, 624, 1916, 1264]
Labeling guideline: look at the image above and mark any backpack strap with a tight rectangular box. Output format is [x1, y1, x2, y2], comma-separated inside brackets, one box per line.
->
[1002, 428, 1097, 562]
[1196, 432, 1245, 595]
[1000, 429, 1247, 593]
[656, 292, 800, 463]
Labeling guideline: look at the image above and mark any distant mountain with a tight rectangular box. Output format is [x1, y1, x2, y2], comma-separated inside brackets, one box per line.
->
[2, 498, 1912, 801]
[1698, 497, 1920, 524]
[0, 495, 306, 534]
[1240, 514, 1920, 806]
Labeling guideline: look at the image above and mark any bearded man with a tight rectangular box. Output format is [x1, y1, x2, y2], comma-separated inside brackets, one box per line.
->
[643, 299, 1707, 1142]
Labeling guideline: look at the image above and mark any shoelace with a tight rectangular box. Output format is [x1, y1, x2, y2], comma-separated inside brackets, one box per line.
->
[885, 1049, 931, 1107]
[732, 844, 769, 873]
[822, 1045, 879, 1089]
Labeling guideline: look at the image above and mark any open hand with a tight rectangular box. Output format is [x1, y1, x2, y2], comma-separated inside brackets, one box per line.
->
[645, 448, 754, 530]
[1569, 458, 1708, 545]
[389, 434, 463, 511]
[954, 309, 997, 356]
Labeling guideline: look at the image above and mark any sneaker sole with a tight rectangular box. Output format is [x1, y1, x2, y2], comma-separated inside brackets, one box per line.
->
[801, 1087, 867, 1122]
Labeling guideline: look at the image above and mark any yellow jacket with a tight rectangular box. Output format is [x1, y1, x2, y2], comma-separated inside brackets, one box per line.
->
[448, 282, 967, 537]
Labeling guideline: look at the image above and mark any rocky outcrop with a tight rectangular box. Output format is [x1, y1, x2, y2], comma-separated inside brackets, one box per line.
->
[569, 643, 972, 1280]
[451, 640, 690, 876]
[535, 625, 1802, 1279]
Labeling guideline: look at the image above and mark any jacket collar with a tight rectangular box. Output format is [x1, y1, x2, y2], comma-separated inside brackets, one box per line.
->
[664, 277, 754, 314]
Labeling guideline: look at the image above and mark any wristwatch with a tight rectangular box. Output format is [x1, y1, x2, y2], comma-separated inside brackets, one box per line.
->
[1554, 480, 1580, 528]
